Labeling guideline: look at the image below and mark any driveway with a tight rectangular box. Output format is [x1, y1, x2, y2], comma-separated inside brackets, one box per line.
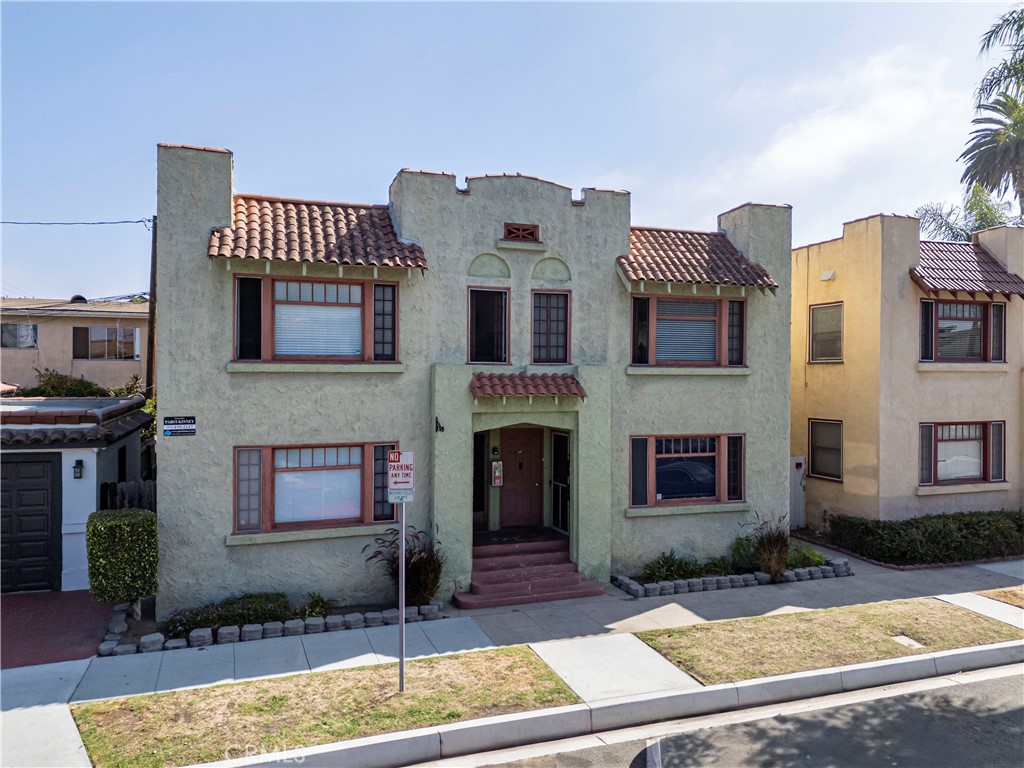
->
[1, 590, 112, 669]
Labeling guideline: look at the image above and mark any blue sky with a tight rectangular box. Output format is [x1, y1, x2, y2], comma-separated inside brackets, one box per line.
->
[1, 1, 1013, 298]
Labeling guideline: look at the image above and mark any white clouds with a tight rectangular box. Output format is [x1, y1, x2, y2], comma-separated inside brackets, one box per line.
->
[632, 46, 978, 244]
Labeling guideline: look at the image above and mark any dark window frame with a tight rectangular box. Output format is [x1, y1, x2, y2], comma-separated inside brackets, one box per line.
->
[629, 433, 745, 508]
[630, 295, 746, 368]
[1, 322, 39, 349]
[808, 419, 843, 481]
[233, 441, 398, 534]
[919, 299, 1006, 363]
[467, 287, 510, 364]
[233, 276, 399, 363]
[919, 421, 1006, 487]
[531, 290, 571, 364]
[808, 302, 843, 363]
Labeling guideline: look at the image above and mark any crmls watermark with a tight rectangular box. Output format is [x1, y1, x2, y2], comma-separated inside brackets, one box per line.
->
[223, 743, 305, 763]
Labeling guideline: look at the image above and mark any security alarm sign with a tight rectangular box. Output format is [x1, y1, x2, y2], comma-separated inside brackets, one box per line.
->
[387, 450, 414, 504]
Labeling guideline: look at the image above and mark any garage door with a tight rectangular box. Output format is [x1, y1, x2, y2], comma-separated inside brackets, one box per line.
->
[0, 453, 62, 592]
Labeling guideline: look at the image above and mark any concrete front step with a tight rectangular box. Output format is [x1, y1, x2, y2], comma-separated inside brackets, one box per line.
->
[453, 581, 605, 609]
[471, 538, 569, 558]
[473, 551, 573, 572]
[472, 561, 580, 584]
[470, 573, 585, 596]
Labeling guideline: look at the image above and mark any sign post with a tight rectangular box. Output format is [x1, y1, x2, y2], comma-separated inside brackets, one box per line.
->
[387, 450, 414, 692]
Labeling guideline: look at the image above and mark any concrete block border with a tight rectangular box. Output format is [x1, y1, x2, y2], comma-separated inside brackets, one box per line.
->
[611, 558, 853, 600]
[186, 639, 1024, 768]
[98, 603, 447, 657]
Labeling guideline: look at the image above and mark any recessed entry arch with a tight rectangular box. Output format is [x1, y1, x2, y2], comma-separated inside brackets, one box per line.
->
[531, 257, 571, 281]
[468, 253, 511, 278]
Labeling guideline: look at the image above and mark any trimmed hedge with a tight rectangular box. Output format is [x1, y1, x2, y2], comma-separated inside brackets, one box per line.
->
[826, 510, 1024, 565]
[163, 592, 292, 638]
[86, 508, 158, 603]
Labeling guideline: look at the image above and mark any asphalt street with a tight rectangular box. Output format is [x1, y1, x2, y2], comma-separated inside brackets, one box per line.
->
[422, 667, 1024, 768]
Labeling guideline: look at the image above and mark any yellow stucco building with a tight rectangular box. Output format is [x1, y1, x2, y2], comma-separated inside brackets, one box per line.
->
[791, 214, 1024, 527]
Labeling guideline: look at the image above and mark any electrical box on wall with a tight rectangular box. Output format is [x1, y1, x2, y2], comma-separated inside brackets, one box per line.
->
[491, 461, 503, 486]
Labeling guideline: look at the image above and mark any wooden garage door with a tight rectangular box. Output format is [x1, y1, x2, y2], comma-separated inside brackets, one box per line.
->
[1, 453, 62, 592]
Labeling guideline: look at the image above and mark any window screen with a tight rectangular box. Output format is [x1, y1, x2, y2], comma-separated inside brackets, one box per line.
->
[990, 422, 1005, 482]
[727, 435, 743, 500]
[920, 301, 934, 361]
[809, 420, 842, 480]
[631, 297, 650, 365]
[991, 303, 1005, 362]
[919, 424, 934, 486]
[937, 303, 983, 359]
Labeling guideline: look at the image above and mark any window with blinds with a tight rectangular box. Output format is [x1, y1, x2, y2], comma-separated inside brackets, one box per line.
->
[808, 420, 842, 480]
[631, 297, 744, 367]
[235, 277, 398, 362]
[918, 421, 1004, 487]
[629, 433, 744, 507]
[809, 304, 842, 362]
[920, 300, 1006, 364]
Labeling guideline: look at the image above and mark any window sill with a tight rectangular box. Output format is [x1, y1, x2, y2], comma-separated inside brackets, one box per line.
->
[626, 366, 751, 377]
[916, 362, 1009, 373]
[495, 239, 547, 253]
[225, 523, 397, 546]
[915, 481, 1011, 496]
[226, 362, 405, 374]
[625, 501, 751, 518]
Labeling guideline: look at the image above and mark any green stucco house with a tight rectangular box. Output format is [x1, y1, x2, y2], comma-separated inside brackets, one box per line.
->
[155, 144, 792, 616]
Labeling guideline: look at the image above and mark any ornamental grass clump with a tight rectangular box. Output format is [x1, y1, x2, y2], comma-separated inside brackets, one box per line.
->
[364, 527, 447, 606]
[744, 512, 790, 582]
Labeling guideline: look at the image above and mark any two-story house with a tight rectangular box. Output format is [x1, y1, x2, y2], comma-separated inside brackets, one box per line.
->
[155, 144, 791, 615]
[0, 296, 149, 391]
[791, 214, 1024, 528]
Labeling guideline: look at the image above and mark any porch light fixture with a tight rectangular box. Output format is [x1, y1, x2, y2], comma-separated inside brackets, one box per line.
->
[73, 459, 84, 479]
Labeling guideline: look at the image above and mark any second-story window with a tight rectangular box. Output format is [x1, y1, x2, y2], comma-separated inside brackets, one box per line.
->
[468, 288, 508, 364]
[235, 277, 398, 363]
[920, 300, 1005, 363]
[631, 297, 745, 367]
[532, 291, 569, 364]
[809, 303, 843, 362]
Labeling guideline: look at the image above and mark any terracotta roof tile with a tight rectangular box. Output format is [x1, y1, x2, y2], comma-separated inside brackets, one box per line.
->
[619, 227, 778, 288]
[912, 241, 1024, 299]
[470, 372, 587, 400]
[208, 195, 426, 269]
[0, 410, 152, 448]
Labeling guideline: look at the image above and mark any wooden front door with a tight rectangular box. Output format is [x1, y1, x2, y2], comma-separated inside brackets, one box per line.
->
[500, 428, 543, 527]
[1, 453, 62, 592]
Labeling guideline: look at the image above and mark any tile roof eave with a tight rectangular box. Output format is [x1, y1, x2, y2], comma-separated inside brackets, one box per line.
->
[615, 261, 779, 294]
[209, 253, 429, 272]
[909, 267, 1024, 301]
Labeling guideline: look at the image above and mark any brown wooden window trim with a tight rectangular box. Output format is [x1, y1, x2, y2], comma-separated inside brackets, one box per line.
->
[807, 302, 843, 364]
[233, 441, 399, 534]
[233, 276, 399, 364]
[920, 299, 1006, 364]
[630, 295, 746, 368]
[531, 290, 571, 364]
[503, 223, 540, 243]
[628, 433, 745, 508]
[919, 421, 1005, 486]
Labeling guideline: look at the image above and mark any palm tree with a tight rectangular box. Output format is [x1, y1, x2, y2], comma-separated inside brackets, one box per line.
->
[916, 183, 1021, 241]
[977, 5, 1024, 104]
[959, 93, 1024, 213]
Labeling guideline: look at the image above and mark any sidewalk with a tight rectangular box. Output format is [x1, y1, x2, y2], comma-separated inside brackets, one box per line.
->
[2, 544, 1022, 768]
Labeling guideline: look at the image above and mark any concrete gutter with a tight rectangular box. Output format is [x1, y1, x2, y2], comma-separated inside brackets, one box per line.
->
[189, 640, 1024, 768]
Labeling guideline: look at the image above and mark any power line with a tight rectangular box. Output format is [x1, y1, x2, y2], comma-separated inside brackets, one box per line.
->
[2, 218, 153, 230]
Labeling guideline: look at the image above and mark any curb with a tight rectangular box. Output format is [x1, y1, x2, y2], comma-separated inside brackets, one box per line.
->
[188, 639, 1024, 768]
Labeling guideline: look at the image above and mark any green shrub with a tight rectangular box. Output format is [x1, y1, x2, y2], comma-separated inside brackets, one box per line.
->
[730, 535, 757, 572]
[297, 591, 330, 619]
[787, 542, 827, 568]
[86, 508, 158, 603]
[641, 550, 704, 581]
[218, 592, 291, 627]
[363, 527, 447, 606]
[700, 555, 732, 576]
[164, 604, 220, 638]
[744, 512, 790, 582]
[826, 511, 1024, 565]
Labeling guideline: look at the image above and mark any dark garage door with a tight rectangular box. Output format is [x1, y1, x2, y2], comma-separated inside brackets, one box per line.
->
[1, 453, 62, 592]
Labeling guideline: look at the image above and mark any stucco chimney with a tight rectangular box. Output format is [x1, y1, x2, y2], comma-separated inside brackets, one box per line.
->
[975, 225, 1024, 277]
[717, 203, 793, 297]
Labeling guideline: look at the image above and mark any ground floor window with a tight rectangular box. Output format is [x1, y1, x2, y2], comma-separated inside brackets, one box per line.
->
[234, 441, 396, 533]
[919, 422, 1004, 486]
[629, 433, 744, 506]
[808, 419, 842, 481]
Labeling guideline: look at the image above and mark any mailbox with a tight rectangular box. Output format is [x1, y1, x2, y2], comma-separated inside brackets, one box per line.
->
[491, 461, 503, 486]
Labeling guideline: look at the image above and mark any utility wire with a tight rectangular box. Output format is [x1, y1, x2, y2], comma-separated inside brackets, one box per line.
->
[2, 218, 151, 226]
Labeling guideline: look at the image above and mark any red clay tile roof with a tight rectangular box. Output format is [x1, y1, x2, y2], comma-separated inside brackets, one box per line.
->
[208, 194, 426, 269]
[620, 228, 778, 288]
[1, 410, 152, 448]
[470, 372, 587, 399]
[912, 241, 1024, 299]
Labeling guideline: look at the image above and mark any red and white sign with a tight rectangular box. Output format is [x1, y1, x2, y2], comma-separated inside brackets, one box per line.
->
[387, 450, 414, 503]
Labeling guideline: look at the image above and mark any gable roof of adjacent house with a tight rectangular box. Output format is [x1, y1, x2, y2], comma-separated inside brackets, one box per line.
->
[619, 227, 778, 289]
[912, 240, 1024, 299]
[207, 194, 427, 269]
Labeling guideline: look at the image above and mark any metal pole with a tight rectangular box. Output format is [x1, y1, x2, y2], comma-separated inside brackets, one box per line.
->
[398, 501, 406, 693]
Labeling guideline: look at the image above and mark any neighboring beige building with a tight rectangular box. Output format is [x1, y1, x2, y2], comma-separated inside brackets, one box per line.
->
[155, 144, 792, 616]
[791, 214, 1024, 528]
[0, 296, 149, 390]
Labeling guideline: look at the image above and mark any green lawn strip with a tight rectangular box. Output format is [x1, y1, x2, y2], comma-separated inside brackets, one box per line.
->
[637, 597, 1024, 685]
[977, 585, 1024, 610]
[71, 646, 578, 768]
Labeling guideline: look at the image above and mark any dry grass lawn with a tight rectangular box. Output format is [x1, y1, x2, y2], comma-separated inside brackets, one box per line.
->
[978, 585, 1024, 609]
[72, 646, 577, 768]
[638, 597, 1023, 685]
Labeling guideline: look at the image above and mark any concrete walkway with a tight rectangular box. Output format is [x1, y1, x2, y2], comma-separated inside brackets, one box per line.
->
[1, 545, 1021, 768]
